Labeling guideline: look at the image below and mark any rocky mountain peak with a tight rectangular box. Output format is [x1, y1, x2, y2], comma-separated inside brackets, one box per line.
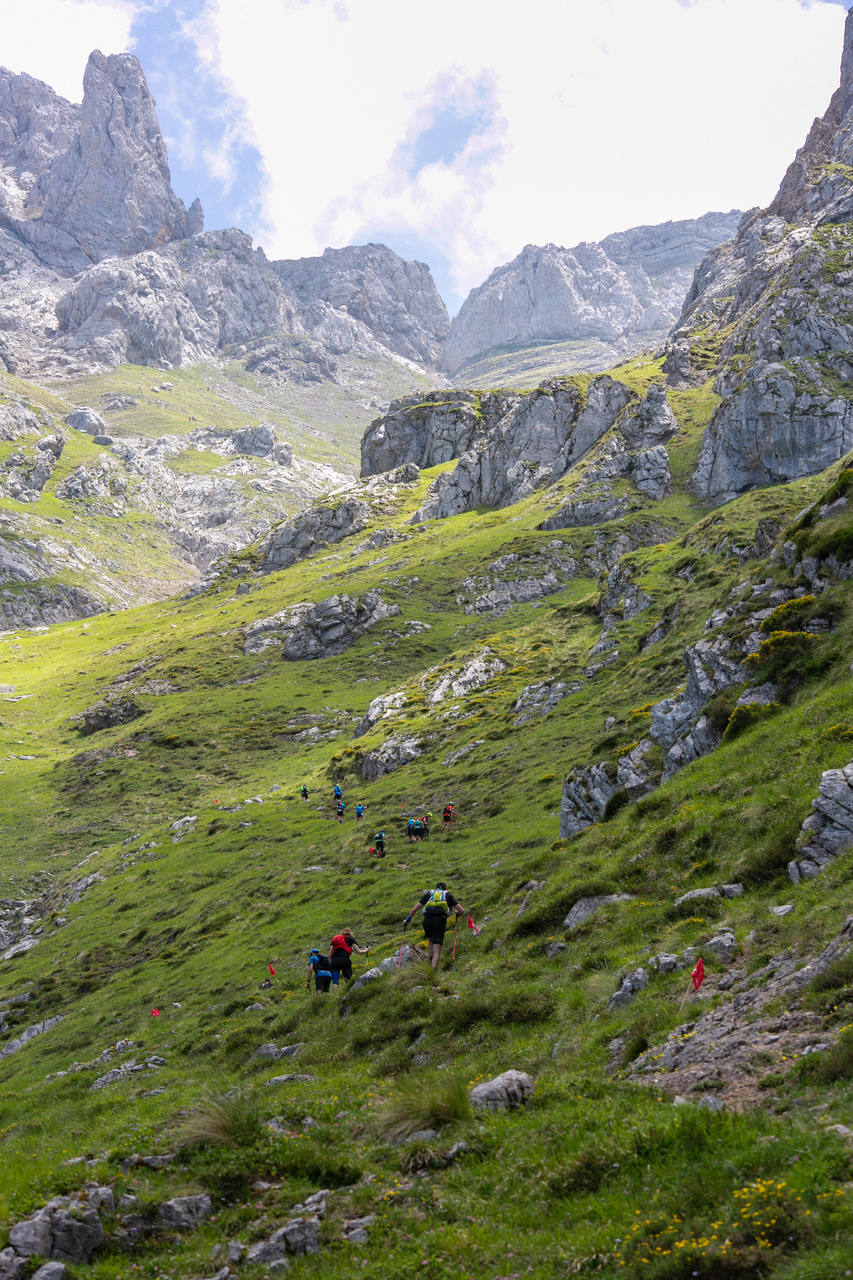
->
[439, 212, 743, 380]
[273, 242, 450, 368]
[0, 50, 198, 274]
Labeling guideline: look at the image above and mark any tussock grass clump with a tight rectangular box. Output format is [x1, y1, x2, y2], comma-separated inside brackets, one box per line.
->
[177, 1086, 263, 1148]
[375, 1075, 471, 1141]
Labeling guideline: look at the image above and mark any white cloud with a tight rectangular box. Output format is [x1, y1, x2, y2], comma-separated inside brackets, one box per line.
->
[0, 0, 136, 101]
[196, 0, 846, 307]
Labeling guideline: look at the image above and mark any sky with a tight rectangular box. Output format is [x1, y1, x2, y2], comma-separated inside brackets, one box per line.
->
[1, 0, 850, 314]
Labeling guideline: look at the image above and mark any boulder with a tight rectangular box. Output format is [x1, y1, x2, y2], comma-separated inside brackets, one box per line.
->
[607, 967, 650, 1010]
[255, 1043, 304, 1060]
[563, 894, 636, 933]
[64, 407, 109, 436]
[427, 651, 506, 704]
[159, 1195, 212, 1230]
[48, 1209, 104, 1263]
[71, 699, 141, 735]
[469, 1069, 534, 1111]
[269, 1216, 321, 1256]
[356, 735, 422, 781]
[31, 1265, 68, 1280]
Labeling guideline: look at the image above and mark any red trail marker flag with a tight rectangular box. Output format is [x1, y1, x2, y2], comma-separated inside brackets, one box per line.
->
[268, 962, 276, 976]
[151, 1008, 161, 1017]
[692, 957, 705, 991]
[467, 916, 480, 936]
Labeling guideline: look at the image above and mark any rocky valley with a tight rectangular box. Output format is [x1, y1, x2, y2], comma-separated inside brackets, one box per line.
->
[0, 14, 852, 1280]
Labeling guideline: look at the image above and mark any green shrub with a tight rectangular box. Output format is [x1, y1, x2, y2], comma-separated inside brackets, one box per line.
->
[744, 630, 822, 698]
[602, 787, 630, 821]
[705, 689, 738, 735]
[722, 701, 780, 741]
[810, 953, 853, 994]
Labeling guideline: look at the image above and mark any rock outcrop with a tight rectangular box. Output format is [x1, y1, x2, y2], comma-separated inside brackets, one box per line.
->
[363, 375, 637, 519]
[243, 592, 400, 658]
[665, 10, 853, 502]
[789, 759, 853, 882]
[440, 212, 742, 376]
[0, 53, 194, 275]
[273, 242, 450, 367]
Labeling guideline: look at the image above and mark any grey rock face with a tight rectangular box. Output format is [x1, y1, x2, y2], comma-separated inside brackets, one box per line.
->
[789, 759, 853, 882]
[426, 651, 506, 704]
[469, 1069, 534, 1111]
[356, 735, 422, 781]
[440, 213, 742, 375]
[0, 1015, 63, 1061]
[608, 967, 649, 1010]
[159, 1195, 212, 1230]
[563, 894, 636, 933]
[694, 363, 853, 503]
[665, 13, 853, 498]
[361, 390, 486, 476]
[243, 592, 399, 658]
[273, 242, 449, 366]
[514, 680, 580, 726]
[649, 638, 745, 780]
[560, 739, 658, 838]
[252, 496, 372, 574]
[0, 53, 192, 274]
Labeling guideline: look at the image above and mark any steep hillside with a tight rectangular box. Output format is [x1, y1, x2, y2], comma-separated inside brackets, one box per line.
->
[0, 355, 850, 1277]
[439, 213, 742, 386]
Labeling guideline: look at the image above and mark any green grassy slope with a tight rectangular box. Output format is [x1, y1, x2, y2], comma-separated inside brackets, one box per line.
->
[0, 375, 851, 1278]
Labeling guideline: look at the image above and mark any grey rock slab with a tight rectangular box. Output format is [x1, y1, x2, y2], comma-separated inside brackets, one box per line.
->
[789, 759, 853, 883]
[159, 1194, 212, 1229]
[8, 1215, 53, 1256]
[256, 1043, 304, 1061]
[49, 1208, 104, 1263]
[563, 894, 636, 933]
[607, 967, 650, 1011]
[246, 1239, 288, 1265]
[0, 1015, 63, 1061]
[31, 1264, 68, 1280]
[356, 735, 422, 782]
[269, 1215, 321, 1256]
[244, 592, 399, 660]
[469, 1069, 534, 1111]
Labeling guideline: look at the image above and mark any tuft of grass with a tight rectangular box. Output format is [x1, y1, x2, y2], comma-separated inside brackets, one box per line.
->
[177, 1086, 264, 1148]
[374, 1075, 472, 1141]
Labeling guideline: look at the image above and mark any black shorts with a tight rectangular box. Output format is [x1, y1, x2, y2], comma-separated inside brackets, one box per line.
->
[422, 911, 448, 944]
[329, 954, 353, 981]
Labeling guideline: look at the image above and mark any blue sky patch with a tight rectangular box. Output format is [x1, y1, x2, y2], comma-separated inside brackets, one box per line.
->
[128, 2, 266, 240]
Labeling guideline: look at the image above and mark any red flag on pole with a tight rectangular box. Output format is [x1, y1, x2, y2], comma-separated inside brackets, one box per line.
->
[151, 1008, 161, 1017]
[692, 957, 705, 991]
[467, 917, 480, 936]
[268, 962, 276, 976]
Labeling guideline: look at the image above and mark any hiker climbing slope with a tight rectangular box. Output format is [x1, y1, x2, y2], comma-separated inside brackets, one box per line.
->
[306, 948, 332, 993]
[328, 927, 369, 987]
[404, 881, 466, 970]
[442, 803, 454, 830]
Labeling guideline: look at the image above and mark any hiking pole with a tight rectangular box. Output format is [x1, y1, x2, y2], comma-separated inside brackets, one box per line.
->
[397, 924, 407, 967]
[452, 914, 458, 963]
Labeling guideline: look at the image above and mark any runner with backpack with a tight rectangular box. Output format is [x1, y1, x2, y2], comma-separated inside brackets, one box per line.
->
[374, 830, 386, 856]
[403, 881, 467, 970]
[442, 803, 454, 830]
[306, 948, 333, 993]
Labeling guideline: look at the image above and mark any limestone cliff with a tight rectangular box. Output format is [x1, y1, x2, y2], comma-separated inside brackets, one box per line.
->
[667, 10, 853, 503]
[0, 52, 193, 274]
[440, 212, 742, 378]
